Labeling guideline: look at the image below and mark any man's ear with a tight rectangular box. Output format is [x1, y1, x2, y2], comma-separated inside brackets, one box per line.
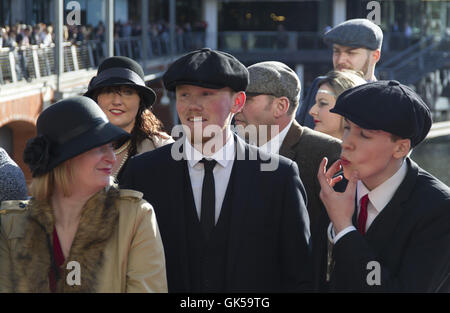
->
[231, 91, 246, 114]
[393, 138, 411, 159]
[273, 97, 290, 118]
[372, 49, 381, 64]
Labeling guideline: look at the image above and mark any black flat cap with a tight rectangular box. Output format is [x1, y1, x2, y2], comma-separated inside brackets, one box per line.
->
[324, 18, 383, 51]
[163, 48, 249, 92]
[331, 80, 432, 147]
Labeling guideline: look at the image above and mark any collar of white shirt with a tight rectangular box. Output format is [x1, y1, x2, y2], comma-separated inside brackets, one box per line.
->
[356, 159, 408, 214]
[329, 159, 408, 244]
[185, 128, 235, 169]
[258, 119, 293, 154]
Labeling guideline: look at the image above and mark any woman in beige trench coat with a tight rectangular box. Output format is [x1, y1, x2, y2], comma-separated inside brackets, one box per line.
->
[0, 96, 167, 293]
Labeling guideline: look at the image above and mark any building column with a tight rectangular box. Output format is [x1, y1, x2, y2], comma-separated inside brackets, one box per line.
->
[333, 0, 347, 26]
[203, 0, 218, 50]
[55, 0, 64, 94]
[169, 0, 176, 56]
[105, 0, 114, 57]
[141, 0, 149, 67]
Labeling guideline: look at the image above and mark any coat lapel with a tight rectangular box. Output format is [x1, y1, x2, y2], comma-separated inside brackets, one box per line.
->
[13, 199, 53, 292]
[364, 158, 418, 252]
[169, 141, 192, 291]
[58, 187, 120, 292]
[279, 120, 303, 160]
[226, 135, 256, 283]
[13, 186, 120, 292]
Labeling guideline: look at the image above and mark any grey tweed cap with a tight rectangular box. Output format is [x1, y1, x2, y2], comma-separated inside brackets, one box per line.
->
[246, 61, 300, 104]
[323, 18, 383, 51]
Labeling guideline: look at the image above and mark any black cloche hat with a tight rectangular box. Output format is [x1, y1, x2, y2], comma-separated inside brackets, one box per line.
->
[23, 96, 129, 177]
[84, 56, 157, 108]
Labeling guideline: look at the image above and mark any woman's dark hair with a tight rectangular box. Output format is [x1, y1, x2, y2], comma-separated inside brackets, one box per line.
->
[128, 98, 166, 156]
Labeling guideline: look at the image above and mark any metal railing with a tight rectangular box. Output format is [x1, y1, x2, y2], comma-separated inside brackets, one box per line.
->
[0, 31, 207, 85]
[377, 34, 449, 85]
[377, 36, 434, 70]
[0, 31, 441, 85]
[0, 43, 91, 84]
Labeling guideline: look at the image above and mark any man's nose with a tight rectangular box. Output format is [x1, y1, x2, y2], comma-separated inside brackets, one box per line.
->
[186, 101, 203, 111]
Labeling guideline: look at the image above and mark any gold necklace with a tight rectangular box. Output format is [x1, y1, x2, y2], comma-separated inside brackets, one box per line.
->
[114, 140, 131, 155]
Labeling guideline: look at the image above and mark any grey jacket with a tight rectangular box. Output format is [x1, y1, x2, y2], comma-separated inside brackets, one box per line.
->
[0, 148, 28, 203]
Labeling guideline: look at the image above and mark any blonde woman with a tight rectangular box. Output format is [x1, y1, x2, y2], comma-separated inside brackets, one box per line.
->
[309, 70, 366, 139]
[0, 96, 167, 293]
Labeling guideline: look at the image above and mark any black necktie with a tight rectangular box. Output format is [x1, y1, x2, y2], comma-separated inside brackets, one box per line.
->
[200, 158, 217, 240]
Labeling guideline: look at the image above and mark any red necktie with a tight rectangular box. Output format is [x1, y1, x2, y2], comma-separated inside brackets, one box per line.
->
[358, 194, 369, 235]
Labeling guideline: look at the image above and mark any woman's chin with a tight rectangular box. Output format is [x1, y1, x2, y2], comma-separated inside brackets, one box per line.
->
[342, 167, 351, 180]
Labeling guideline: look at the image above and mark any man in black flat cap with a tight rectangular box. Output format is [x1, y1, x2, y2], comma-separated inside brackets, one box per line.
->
[121, 48, 312, 292]
[315, 80, 450, 292]
[297, 18, 382, 129]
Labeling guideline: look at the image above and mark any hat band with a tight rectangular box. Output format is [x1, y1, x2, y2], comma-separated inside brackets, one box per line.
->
[92, 67, 146, 88]
[54, 117, 107, 144]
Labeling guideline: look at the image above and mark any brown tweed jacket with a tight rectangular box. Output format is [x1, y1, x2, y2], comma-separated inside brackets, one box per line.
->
[279, 120, 342, 236]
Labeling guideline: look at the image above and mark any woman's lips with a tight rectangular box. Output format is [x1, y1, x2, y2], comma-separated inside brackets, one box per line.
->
[99, 168, 112, 175]
[340, 157, 351, 166]
[314, 119, 320, 124]
[109, 109, 124, 116]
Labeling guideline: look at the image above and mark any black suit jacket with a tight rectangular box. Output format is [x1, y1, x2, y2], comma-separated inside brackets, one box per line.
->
[121, 135, 312, 292]
[314, 158, 450, 292]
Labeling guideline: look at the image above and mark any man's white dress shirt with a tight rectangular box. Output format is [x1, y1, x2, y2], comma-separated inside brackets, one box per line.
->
[184, 129, 235, 225]
[328, 160, 408, 243]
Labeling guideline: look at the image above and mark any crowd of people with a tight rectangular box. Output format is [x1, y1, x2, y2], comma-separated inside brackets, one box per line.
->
[0, 19, 207, 82]
[0, 18, 449, 293]
[0, 19, 207, 48]
[0, 23, 53, 49]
